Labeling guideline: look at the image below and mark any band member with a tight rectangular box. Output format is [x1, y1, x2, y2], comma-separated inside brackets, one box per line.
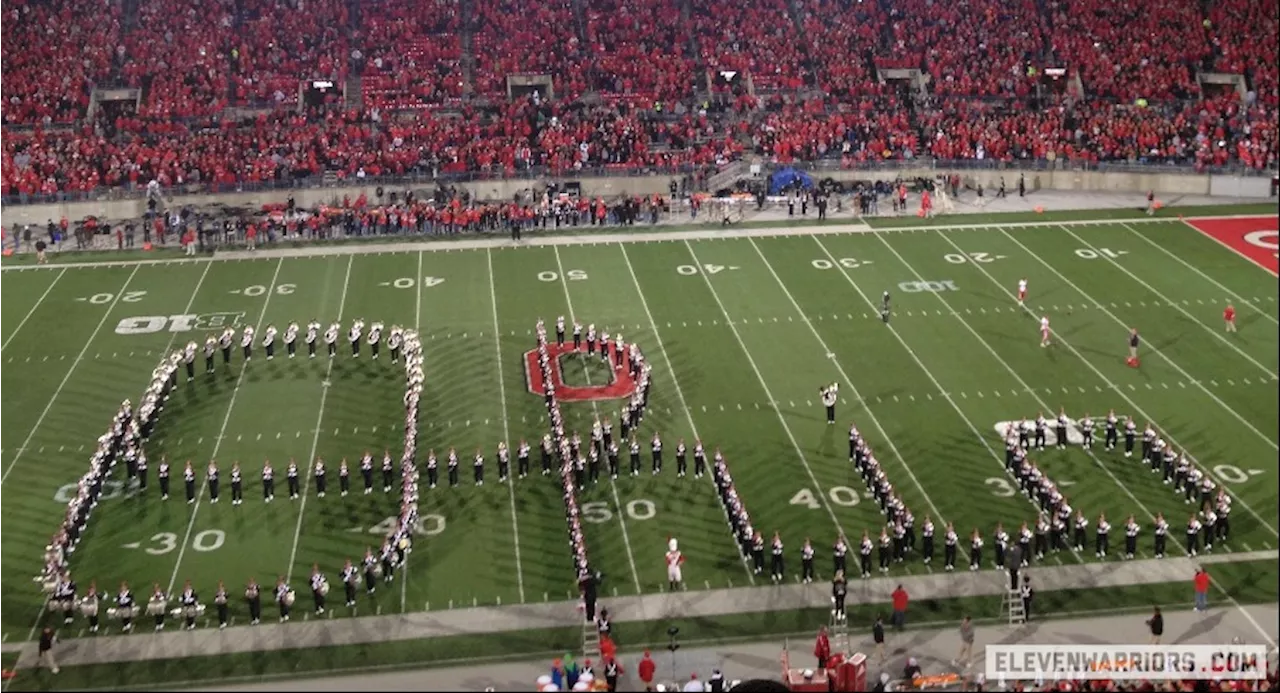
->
[158, 457, 171, 500]
[1017, 278, 1027, 305]
[993, 523, 1008, 568]
[1124, 417, 1137, 458]
[230, 462, 243, 505]
[878, 528, 892, 573]
[675, 439, 687, 477]
[600, 329, 611, 363]
[388, 325, 403, 363]
[587, 448, 600, 484]
[309, 565, 328, 615]
[219, 326, 234, 364]
[1095, 513, 1111, 558]
[284, 321, 298, 358]
[183, 461, 197, 504]
[921, 517, 935, 564]
[1073, 511, 1089, 552]
[944, 522, 958, 571]
[306, 319, 320, 358]
[556, 316, 566, 346]
[607, 442, 620, 480]
[349, 319, 364, 357]
[314, 458, 327, 498]
[859, 531, 873, 579]
[368, 321, 382, 359]
[116, 581, 136, 632]
[263, 323, 277, 360]
[540, 435, 553, 476]
[1033, 412, 1047, 451]
[53, 573, 76, 625]
[382, 450, 395, 492]
[426, 451, 438, 489]
[694, 442, 707, 479]
[341, 560, 359, 607]
[338, 459, 350, 497]
[1080, 413, 1095, 449]
[245, 578, 262, 625]
[362, 549, 379, 595]
[801, 538, 815, 583]
[81, 581, 101, 633]
[207, 460, 220, 503]
[241, 324, 255, 361]
[832, 535, 847, 575]
[629, 437, 642, 476]
[214, 581, 229, 629]
[750, 530, 765, 575]
[881, 291, 891, 323]
[380, 539, 397, 583]
[136, 452, 148, 492]
[586, 324, 597, 355]
[179, 580, 199, 631]
[651, 433, 663, 475]
[204, 334, 217, 374]
[183, 340, 197, 380]
[325, 321, 340, 357]
[361, 451, 375, 493]
[448, 448, 460, 487]
[1039, 315, 1051, 348]
[262, 460, 275, 502]
[573, 321, 583, 349]
[287, 459, 300, 500]
[148, 583, 167, 631]
[1104, 410, 1118, 451]
[473, 449, 485, 486]
[1055, 410, 1070, 450]
[275, 577, 294, 622]
[821, 383, 838, 425]
[517, 440, 530, 479]
[497, 442, 510, 483]
[1186, 513, 1202, 555]
[1124, 515, 1139, 559]
[969, 529, 984, 571]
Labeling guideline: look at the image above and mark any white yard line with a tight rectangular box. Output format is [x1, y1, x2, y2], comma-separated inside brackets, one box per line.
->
[941, 228, 1279, 539]
[682, 239, 847, 539]
[747, 237, 948, 526]
[286, 256, 354, 585]
[166, 258, 287, 594]
[1120, 222, 1278, 325]
[0, 265, 141, 487]
[552, 245, 643, 595]
[1056, 224, 1279, 380]
[617, 243, 756, 585]
[1, 267, 66, 352]
[1173, 218, 1280, 279]
[486, 248, 526, 603]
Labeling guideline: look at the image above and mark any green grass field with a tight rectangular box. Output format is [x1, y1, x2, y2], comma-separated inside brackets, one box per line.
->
[2, 212, 1277, 653]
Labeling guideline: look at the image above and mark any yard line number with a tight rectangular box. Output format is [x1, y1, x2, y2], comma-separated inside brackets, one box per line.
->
[790, 487, 860, 509]
[582, 499, 656, 523]
[1212, 464, 1252, 485]
[677, 264, 728, 275]
[810, 258, 865, 270]
[390, 277, 446, 289]
[943, 252, 998, 264]
[240, 283, 296, 297]
[985, 477, 1016, 498]
[85, 290, 147, 304]
[141, 530, 225, 555]
[539, 270, 589, 282]
[1074, 247, 1127, 260]
[362, 514, 447, 537]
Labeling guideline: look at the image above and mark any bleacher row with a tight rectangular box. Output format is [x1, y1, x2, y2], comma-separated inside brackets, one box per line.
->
[0, 0, 1276, 197]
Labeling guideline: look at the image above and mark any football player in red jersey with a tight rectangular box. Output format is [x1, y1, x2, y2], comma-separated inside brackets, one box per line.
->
[1223, 304, 1236, 333]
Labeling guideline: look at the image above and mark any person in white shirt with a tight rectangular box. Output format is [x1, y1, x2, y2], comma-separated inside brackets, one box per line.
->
[682, 673, 706, 692]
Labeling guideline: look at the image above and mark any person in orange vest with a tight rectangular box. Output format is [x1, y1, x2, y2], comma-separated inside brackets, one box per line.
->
[638, 650, 656, 691]
[814, 625, 831, 669]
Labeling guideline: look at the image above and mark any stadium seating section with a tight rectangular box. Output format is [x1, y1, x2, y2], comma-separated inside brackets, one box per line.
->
[1, 0, 1276, 197]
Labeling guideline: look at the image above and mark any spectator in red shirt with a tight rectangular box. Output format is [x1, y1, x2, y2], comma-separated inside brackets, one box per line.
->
[1194, 567, 1211, 612]
[814, 625, 831, 669]
[638, 649, 656, 691]
[891, 584, 909, 631]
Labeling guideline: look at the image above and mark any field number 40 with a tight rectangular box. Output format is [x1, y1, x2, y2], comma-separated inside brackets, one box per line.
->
[790, 486, 860, 508]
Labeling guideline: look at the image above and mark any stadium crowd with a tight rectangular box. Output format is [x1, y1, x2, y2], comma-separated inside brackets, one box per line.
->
[1, 0, 1276, 199]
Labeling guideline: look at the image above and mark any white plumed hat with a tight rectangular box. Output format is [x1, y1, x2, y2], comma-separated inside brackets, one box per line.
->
[668, 537, 678, 552]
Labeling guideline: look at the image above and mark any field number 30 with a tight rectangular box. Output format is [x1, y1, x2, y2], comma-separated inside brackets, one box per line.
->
[143, 530, 225, 555]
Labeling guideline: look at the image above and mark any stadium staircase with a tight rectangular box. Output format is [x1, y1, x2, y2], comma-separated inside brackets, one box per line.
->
[581, 619, 601, 662]
[1003, 586, 1025, 625]
[829, 615, 850, 657]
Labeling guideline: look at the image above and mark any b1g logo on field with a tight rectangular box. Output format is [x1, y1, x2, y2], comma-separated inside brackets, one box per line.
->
[115, 312, 247, 335]
[524, 343, 638, 402]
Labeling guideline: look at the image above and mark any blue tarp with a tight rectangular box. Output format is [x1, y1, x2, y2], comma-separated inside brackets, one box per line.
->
[769, 167, 814, 195]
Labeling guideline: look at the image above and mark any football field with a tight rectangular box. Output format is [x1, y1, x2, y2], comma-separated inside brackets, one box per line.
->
[2, 214, 1277, 643]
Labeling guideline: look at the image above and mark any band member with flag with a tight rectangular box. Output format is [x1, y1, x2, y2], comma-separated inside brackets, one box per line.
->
[245, 578, 262, 625]
[309, 565, 328, 615]
[275, 577, 294, 622]
[183, 461, 196, 504]
[341, 560, 358, 607]
[306, 319, 320, 358]
[284, 321, 299, 358]
[213, 581, 229, 629]
[287, 459, 300, 500]
[262, 460, 275, 502]
[241, 324, 255, 361]
[313, 458, 327, 498]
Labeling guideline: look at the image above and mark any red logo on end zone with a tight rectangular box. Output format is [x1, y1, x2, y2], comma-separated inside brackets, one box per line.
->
[524, 342, 638, 402]
[1184, 217, 1280, 275]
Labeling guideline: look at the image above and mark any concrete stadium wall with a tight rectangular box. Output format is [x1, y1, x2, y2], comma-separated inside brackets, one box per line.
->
[0, 167, 1266, 227]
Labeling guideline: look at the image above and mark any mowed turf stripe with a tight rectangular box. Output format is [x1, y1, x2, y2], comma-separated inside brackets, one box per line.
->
[0, 262, 225, 639]
[938, 228, 1279, 541]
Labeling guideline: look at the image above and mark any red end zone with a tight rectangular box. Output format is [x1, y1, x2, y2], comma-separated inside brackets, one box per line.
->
[1184, 217, 1280, 276]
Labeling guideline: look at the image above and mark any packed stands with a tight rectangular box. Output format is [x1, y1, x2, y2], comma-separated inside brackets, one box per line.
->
[359, 0, 463, 110]
[1, 0, 1276, 200]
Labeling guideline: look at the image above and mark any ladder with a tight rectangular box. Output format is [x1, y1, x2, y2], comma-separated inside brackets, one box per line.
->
[582, 619, 601, 661]
[829, 613, 850, 656]
[1005, 587, 1025, 625]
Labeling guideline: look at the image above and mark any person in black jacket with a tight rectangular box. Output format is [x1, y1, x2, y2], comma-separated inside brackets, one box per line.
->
[831, 571, 848, 622]
[872, 614, 886, 664]
[579, 570, 598, 623]
[1147, 606, 1164, 644]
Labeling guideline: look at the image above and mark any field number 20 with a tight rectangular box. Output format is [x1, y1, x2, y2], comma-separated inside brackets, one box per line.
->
[790, 486, 860, 509]
[944, 252, 996, 264]
[811, 258, 864, 270]
[87, 291, 147, 304]
[582, 499, 656, 523]
[143, 530, 225, 555]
